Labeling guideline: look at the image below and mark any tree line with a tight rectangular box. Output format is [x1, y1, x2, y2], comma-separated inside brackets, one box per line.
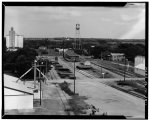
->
[3, 37, 145, 79]
[4, 47, 38, 79]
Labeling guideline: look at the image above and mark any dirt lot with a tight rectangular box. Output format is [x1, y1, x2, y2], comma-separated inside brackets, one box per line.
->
[67, 79, 145, 119]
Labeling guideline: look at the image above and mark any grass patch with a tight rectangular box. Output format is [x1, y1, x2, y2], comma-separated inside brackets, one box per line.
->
[59, 81, 74, 96]
[134, 88, 146, 95]
[33, 99, 41, 107]
[116, 80, 146, 95]
[68, 95, 89, 115]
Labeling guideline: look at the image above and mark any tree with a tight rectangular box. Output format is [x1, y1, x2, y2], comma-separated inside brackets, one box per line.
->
[115, 43, 145, 62]
[4, 47, 38, 78]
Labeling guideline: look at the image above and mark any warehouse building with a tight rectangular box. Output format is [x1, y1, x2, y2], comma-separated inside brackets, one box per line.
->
[4, 74, 33, 110]
[134, 56, 145, 76]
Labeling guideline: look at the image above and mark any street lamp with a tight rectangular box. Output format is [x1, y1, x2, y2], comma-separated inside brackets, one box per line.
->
[90, 45, 95, 57]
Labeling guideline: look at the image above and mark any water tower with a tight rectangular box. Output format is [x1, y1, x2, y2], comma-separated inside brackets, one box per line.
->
[74, 24, 82, 50]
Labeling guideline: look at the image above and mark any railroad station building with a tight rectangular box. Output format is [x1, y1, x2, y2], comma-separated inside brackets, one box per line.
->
[110, 53, 124, 61]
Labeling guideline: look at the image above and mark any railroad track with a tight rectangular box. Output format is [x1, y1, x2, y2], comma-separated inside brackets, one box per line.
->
[103, 81, 146, 100]
[61, 58, 95, 79]
[59, 57, 146, 100]
[91, 62, 134, 78]
[91, 61, 146, 84]
[80, 57, 144, 78]
[47, 68, 72, 115]
[93, 60, 144, 78]
[74, 57, 137, 78]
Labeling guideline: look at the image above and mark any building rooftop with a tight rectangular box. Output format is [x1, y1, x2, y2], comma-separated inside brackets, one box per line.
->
[65, 50, 79, 57]
[110, 53, 124, 56]
[135, 64, 145, 70]
[4, 74, 33, 95]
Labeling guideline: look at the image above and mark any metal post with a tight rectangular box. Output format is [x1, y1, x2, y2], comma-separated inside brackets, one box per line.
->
[34, 60, 37, 88]
[102, 73, 105, 78]
[63, 39, 64, 57]
[124, 57, 126, 81]
[74, 59, 75, 94]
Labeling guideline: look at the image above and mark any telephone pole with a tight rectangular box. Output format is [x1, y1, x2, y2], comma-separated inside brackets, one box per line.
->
[74, 59, 76, 94]
[34, 60, 37, 88]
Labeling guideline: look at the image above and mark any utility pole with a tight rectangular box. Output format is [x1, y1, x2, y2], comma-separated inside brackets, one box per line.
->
[38, 60, 42, 105]
[34, 60, 37, 88]
[46, 60, 47, 75]
[74, 58, 76, 94]
[39, 63, 41, 78]
[40, 78, 42, 105]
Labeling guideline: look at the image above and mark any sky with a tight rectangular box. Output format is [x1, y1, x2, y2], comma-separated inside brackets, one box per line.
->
[4, 3, 145, 39]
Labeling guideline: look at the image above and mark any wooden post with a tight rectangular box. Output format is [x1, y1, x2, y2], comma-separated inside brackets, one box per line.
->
[34, 60, 37, 88]
[40, 79, 42, 105]
[74, 59, 75, 94]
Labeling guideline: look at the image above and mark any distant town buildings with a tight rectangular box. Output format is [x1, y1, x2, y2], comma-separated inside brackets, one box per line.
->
[6, 27, 23, 51]
[110, 53, 124, 61]
[39, 46, 47, 50]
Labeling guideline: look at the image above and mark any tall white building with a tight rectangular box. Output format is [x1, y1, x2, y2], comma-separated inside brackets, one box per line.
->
[6, 27, 23, 50]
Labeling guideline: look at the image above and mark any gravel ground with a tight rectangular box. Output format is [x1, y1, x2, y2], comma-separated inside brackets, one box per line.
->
[68, 79, 145, 119]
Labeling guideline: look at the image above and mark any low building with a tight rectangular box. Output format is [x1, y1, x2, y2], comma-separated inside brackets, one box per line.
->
[39, 46, 47, 50]
[134, 56, 145, 76]
[110, 53, 124, 61]
[58, 49, 68, 54]
[4, 74, 33, 110]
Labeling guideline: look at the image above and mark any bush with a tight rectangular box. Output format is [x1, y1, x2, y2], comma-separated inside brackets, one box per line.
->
[59, 81, 74, 96]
